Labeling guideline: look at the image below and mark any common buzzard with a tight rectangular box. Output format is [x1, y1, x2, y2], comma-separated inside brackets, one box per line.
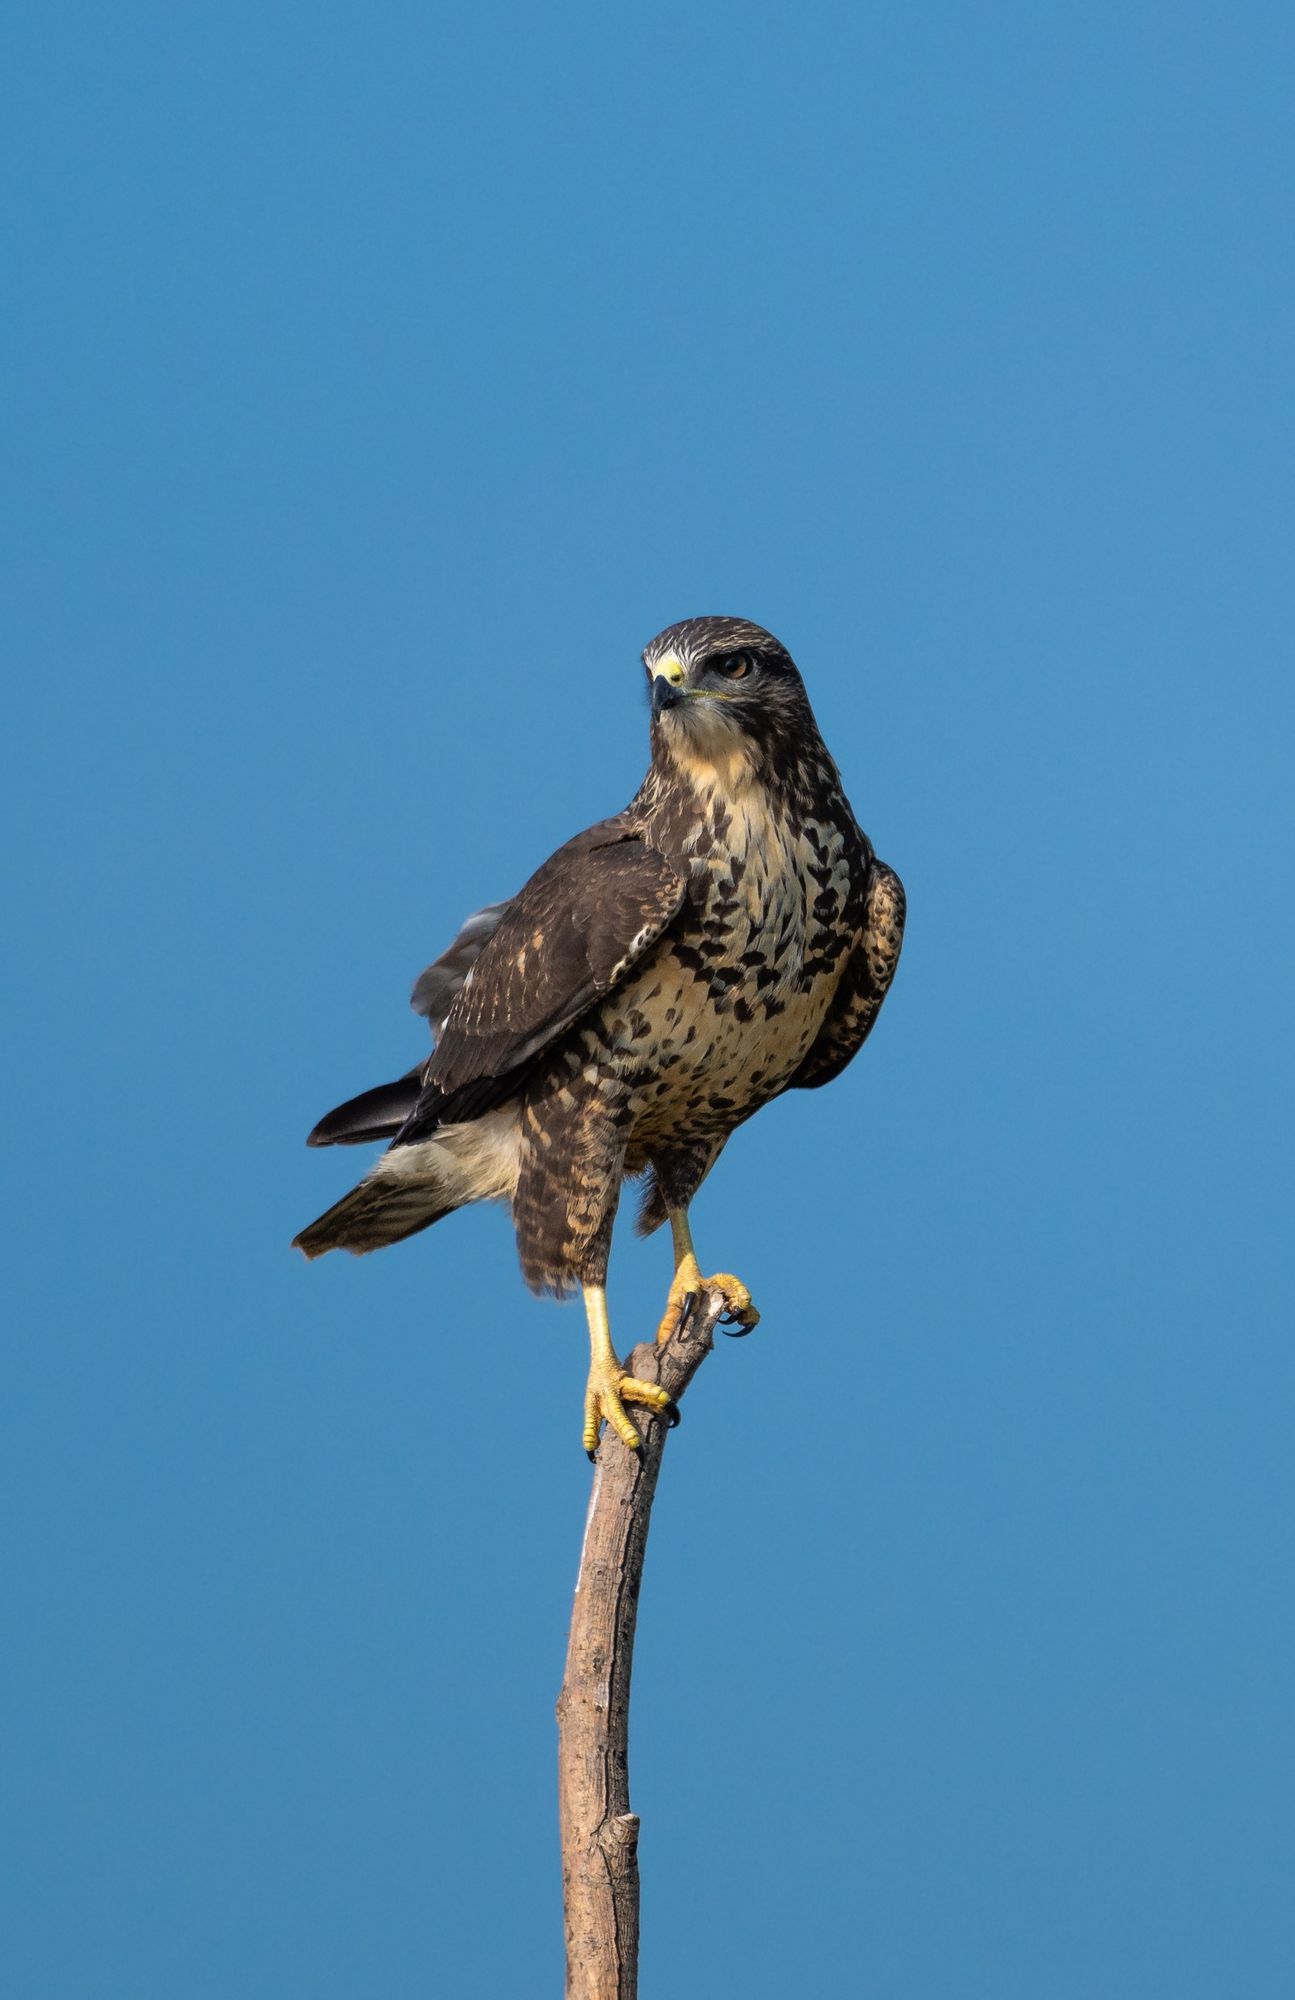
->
[295, 617, 905, 1455]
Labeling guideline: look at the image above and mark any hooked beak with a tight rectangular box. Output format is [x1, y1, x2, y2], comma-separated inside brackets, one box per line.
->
[651, 676, 685, 714]
[650, 654, 688, 715]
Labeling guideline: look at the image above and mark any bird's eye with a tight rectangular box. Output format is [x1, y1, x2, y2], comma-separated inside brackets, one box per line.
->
[716, 652, 752, 680]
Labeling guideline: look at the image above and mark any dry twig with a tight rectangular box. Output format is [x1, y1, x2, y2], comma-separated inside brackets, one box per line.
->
[556, 1287, 730, 1999]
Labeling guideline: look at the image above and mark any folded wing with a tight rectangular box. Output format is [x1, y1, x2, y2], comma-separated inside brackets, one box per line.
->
[399, 821, 686, 1136]
[305, 818, 686, 1149]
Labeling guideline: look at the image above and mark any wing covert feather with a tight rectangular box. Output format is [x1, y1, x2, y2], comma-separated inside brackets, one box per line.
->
[410, 901, 513, 1038]
[419, 821, 686, 1105]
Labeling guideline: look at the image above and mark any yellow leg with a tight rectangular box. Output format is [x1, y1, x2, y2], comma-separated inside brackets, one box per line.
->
[654, 1210, 760, 1343]
[582, 1283, 679, 1460]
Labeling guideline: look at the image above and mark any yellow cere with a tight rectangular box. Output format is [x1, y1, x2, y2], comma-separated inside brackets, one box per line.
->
[651, 654, 686, 686]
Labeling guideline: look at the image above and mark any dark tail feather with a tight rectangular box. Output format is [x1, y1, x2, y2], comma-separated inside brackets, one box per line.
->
[292, 1174, 455, 1259]
[306, 1069, 423, 1147]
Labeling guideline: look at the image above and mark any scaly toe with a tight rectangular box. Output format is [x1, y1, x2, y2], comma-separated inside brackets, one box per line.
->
[654, 1285, 697, 1345]
[707, 1272, 760, 1334]
[583, 1368, 675, 1457]
[655, 1263, 760, 1344]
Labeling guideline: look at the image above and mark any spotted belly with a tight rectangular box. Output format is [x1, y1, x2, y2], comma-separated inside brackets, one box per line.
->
[574, 786, 856, 1160]
[612, 938, 844, 1155]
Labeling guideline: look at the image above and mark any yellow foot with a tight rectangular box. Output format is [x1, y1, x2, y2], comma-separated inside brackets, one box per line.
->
[655, 1252, 761, 1343]
[583, 1358, 679, 1460]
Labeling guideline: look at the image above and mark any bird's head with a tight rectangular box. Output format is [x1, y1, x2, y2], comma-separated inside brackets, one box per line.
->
[642, 616, 816, 785]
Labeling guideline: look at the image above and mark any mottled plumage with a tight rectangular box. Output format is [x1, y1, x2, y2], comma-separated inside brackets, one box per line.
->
[295, 616, 905, 1451]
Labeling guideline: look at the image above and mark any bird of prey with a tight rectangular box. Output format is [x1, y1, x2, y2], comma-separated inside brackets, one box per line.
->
[295, 616, 905, 1456]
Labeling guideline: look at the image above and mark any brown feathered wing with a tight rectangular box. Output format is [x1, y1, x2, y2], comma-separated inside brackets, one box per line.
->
[306, 817, 687, 1151]
[398, 819, 686, 1138]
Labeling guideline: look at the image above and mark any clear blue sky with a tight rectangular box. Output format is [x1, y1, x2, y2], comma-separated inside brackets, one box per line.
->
[3, 4, 1292, 1994]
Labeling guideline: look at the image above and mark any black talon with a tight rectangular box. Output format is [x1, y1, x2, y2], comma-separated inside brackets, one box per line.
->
[676, 1290, 698, 1335]
[586, 1447, 598, 1464]
[663, 1398, 682, 1428]
[721, 1315, 755, 1338]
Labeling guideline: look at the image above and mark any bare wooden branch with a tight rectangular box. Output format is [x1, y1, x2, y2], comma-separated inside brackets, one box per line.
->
[556, 1287, 730, 2000]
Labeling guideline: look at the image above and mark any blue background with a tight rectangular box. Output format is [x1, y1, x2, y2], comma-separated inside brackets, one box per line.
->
[3, 4, 1291, 1994]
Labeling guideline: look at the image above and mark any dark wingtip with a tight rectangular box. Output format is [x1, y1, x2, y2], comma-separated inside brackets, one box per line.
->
[304, 1072, 424, 1148]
